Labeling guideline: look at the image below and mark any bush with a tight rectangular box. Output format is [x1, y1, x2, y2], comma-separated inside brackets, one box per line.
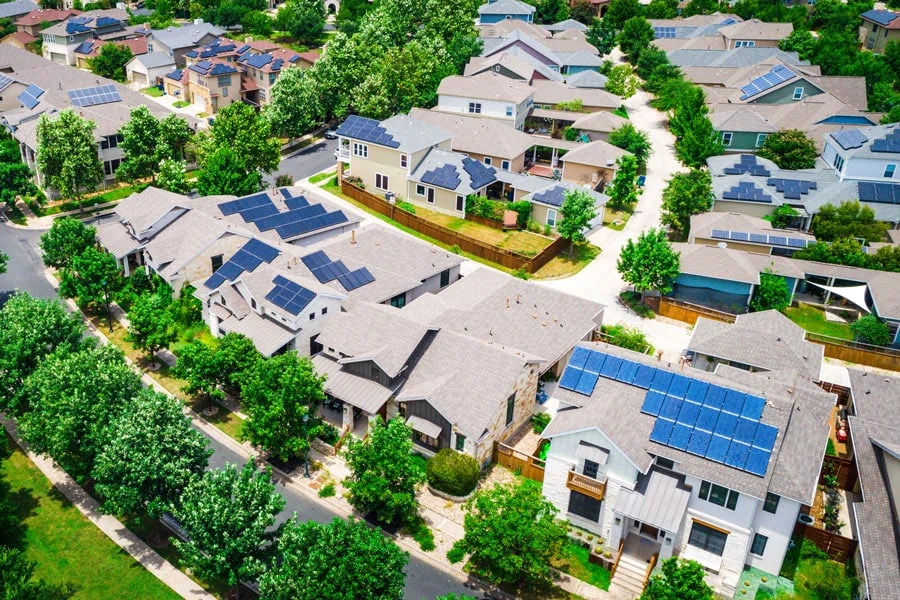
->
[275, 174, 293, 187]
[318, 482, 336, 498]
[527, 219, 542, 233]
[426, 448, 479, 497]
[543, 224, 552, 236]
[317, 420, 340, 445]
[532, 412, 551, 433]
[409, 517, 435, 551]
[508, 200, 532, 228]
[826, 438, 837, 457]
[465, 195, 505, 221]
[601, 323, 653, 354]
[397, 200, 416, 214]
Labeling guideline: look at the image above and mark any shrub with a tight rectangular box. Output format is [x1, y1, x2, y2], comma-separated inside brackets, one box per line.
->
[426, 448, 480, 497]
[543, 224, 553, 236]
[465, 195, 505, 221]
[274, 174, 293, 187]
[507, 200, 532, 228]
[527, 219, 542, 233]
[826, 438, 837, 457]
[409, 517, 435, 551]
[513, 268, 529, 280]
[397, 200, 416, 214]
[317, 421, 340, 445]
[532, 412, 551, 433]
[563, 126, 579, 141]
[318, 482, 336, 498]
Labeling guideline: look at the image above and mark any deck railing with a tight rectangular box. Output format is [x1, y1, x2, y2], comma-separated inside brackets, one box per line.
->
[566, 469, 606, 500]
[610, 538, 625, 579]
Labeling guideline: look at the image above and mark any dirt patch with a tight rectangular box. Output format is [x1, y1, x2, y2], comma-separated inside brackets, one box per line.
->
[418, 464, 521, 527]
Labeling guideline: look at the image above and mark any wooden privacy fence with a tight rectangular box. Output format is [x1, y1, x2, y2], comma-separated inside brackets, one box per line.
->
[820, 455, 858, 491]
[465, 213, 506, 230]
[341, 179, 566, 273]
[793, 523, 857, 563]
[493, 441, 546, 482]
[658, 297, 737, 325]
[804, 332, 900, 371]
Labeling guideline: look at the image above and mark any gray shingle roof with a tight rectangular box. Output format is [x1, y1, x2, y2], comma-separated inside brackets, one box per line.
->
[115, 186, 192, 236]
[149, 23, 223, 49]
[825, 123, 900, 161]
[667, 48, 810, 68]
[312, 353, 396, 413]
[438, 72, 534, 104]
[408, 107, 535, 160]
[130, 51, 175, 69]
[0, 0, 38, 19]
[376, 114, 454, 154]
[477, 0, 535, 15]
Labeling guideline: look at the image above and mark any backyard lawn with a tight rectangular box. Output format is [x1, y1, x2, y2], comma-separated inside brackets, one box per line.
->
[551, 541, 611, 590]
[533, 242, 600, 279]
[603, 207, 632, 231]
[2, 433, 182, 600]
[27, 185, 137, 218]
[783, 304, 854, 341]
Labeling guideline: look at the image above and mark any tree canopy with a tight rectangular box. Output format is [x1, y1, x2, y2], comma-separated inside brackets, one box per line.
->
[266, 67, 324, 139]
[196, 146, 261, 196]
[619, 16, 654, 64]
[275, 0, 325, 43]
[608, 124, 652, 168]
[586, 18, 616, 55]
[604, 0, 642, 29]
[750, 272, 792, 313]
[35, 110, 104, 207]
[0, 547, 75, 600]
[757, 129, 818, 170]
[641, 558, 713, 600]
[156, 158, 191, 194]
[39, 216, 97, 270]
[850, 315, 892, 346]
[607, 154, 638, 210]
[557, 188, 599, 257]
[58, 246, 122, 309]
[660, 169, 713, 237]
[617, 228, 681, 298]
[88, 43, 132, 81]
[117, 106, 193, 182]
[606, 64, 638, 98]
[811, 201, 889, 243]
[126, 291, 177, 365]
[0, 133, 35, 206]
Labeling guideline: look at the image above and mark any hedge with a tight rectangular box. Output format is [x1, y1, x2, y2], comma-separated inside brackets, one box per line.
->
[426, 448, 479, 497]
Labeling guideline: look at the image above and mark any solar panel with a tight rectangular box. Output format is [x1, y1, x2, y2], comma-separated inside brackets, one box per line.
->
[301, 250, 330, 271]
[641, 390, 665, 416]
[334, 115, 401, 149]
[229, 249, 263, 272]
[600, 356, 623, 379]
[238, 202, 280, 223]
[204, 272, 226, 289]
[706, 434, 731, 462]
[687, 429, 712, 456]
[265, 275, 316, 315]
[569, 345, 591, 369]
[650, 418, 675, 444]
[650, 370, 673, 393]
[667, 374, 691, 399]
[313, 260, 350, 283]
[740, 64, 796, 100]
[660, 396, 683, 421]
[711, 229, 730, 240]
[276, 210, 349, 239]
[703, 385, 727, 409]
[787, 237, 807, 248]
[217, 261, 243, 281]
[725, 440, 751, 469]
[285, 195, 309, 211]
[733, 417, 759, 444]
[336, 267, 376, 291]
[574, 371, 599, 395]
[730, 231, 749, 242]
[633, 365, 656, 389]
[68, 84, 122, 108]
[218, 193, 271, 215]
[462, 157, 497, 191]
[0, 73, 13, 93]
[583, 350, 606, 374]
[686, 380, 709, 403]
[753, 423, 778, 450]
[714, 411, 738, 438]
[722, 390, 745, 415]
[653, 26, 676, 39]
[744, 447, 771, 476]
[871, 127, 900, 153]
[615, 360, 640, 384]
[696, 406, 719, 432]
[676, 401, 701, 428]
[831, 128, 868, 151]
[749, 233, 768, 244]
[18, 84, 44, 109]
[668, 424, 693, 450]
[243, 238, 279, 262]
[741, 395, 766, 420]
[769, 235, 787, 246]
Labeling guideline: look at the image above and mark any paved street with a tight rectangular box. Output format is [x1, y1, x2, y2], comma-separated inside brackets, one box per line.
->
[0, 219, 477, 600]
[273, 138, 338, 185]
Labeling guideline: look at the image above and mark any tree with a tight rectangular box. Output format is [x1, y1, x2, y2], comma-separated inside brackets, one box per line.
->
[216, 332, 263, 392]
[641, 558, 713, 600]
[606, 64, 638, 98]
[0, 133, 35, 206]
[850, 315, 892, 347]
[19, 344, 143, 483]
[618, 16, 654, 64]
[794, 238, 870, 268]
[265, 67, 324, 139]
[126, 292, 176, 366]
[535, 0, 569, 23]
[674, 114, 723, 168]
[343, 416, 425, 526]
[570, 0, 597, 24]
[39, 216, 97, 270]
[156, 158, 191, 194]
[173, 462, 285, 599]
[644, 0, 677, 18]
[607, 154, 638, 210]
[617, 228, 680, 299]
[198, 102, 279, 188]
[635, 46, 669, 80]
[603, 0, 642, 29]
[58, 246, 122, 309]
[35, 110, 104, 210]
[93, 388, 211, 518]
[118, 107, 193, 182]
[586, 18, 616, 55]
[0, 250, 6, 275]
[812, 201, 889, 243]
[240, 352, 326, 462]
[557, 188, 598, 257]
[0, 547, 76, 600]
[601, 323, 652, 353]
[0, 293, 84, 413]
[87, 43, 132, 81]
[258, 517, 408, 600]
[668, 85, 706, 138]
[275, 0, 325, 43]
[173, 339, 226, 407]
[660, 169, 713, 237]
[196, 146, 261, 196]
[766, 204, 800, 229]
[156, 113, 194, 161]
[242, 9, 273, 36]
[683, 0, 717, 16]
[750, 271, 792, 312]
[757, 129, 818, 170]
[608, 124, 652, 168]
[778, 29, 815, 61]
[448, 481, 568, 591]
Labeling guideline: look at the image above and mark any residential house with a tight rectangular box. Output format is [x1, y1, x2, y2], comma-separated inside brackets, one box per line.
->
[464, 50, 564, 83]
[162, 67, 189, 100]
[126, 52, 176, 87]
[666, 47, 812, 70]
[540, 19, 587, 34]
[477, 0, 535, 24]
[13, 7, 80, 37]
[686, 310, 824, 382]
[481, 30, 603, 75]
[521, 181, 607, 231]
[40, 9, 130, 65]
[688, 212, 814, 255]
[73, 36, 147, 69]
[478, 18, 550, 41]
[408, 147, 498, 216]
[236, 45, 317, 107]
[436, 72, 534, 130]
[570, 111, 629, 142]
[541, 342, 833, 596]
[564, 70, 608, 89]
[531, 80, 619, 112]
[0, 0, 39, 22]
[651, 16, 791, 52]
[146, 22, 224, 67]
[0, 31, 39, 49]
[559, 139, 630, 190]
[859, 9, 900, 53]
[717, 19, 792, 49]
[185, 59, 240, 114]
[821, 124, 900, 183]
[846, 369, 900, 600]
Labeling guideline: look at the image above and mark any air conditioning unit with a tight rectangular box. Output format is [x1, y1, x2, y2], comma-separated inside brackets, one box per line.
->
[797, 514, 814, 526]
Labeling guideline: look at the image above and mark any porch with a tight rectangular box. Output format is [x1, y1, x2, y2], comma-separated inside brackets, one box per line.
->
[318, 399, 369, 439]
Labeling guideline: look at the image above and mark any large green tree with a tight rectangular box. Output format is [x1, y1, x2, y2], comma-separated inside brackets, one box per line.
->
[0, 547, 75, 600]
[93, 388, 211, 518]
[35, 110, 104, 210]
[173, 339, 227, 407]
[811, 201, 889, 243]
[535, 0, 569, 23]
[570, 0, 598, 24]
[674, 114, 723, 168]
[618, 16, 654, 64]
[58, 246, 122, 309]
[607, 154, 638, 210]
[126, 292, 177, 366]
[117, 106, 193, 182]
[88, 43, 133, 81]
[196, 146, 260, 196]
[265, 67, 324, 139]
[557, 188, 599, 257]
[641, 558, 713, 600]
[850, 315, 892, 346]
[608, 124, 652, 168]
[343, 416, 425, 526]
[200, 101, 280, 177]
[448, 480, 568, 592]
[586, 18, 616, 55]
[216, 332, 263, 392]
[644, 0, 677, 18]
[0, 133, 35, 206]
[275, 0, 325, 43]
[240, 352, 326, 462]
[39, 216, 97, 270]
[173, 462, 285, 599]
[258, 517, 408, 600]
[156, 158, 191, 194]
[603, 0, 642, 29]
[660, 169, 713, 237]
[617, 228, 681, 299]
[757, 129, 818, 170]
[750, 272, 792, 313]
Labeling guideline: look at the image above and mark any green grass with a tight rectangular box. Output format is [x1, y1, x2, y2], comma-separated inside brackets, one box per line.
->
[3, 202, 27, 225]
[551, 541, 611, 590]
[603, 206, 633, 231]
[2, 433, 182, 600]
[533, 242, 600, 280]
[783, 304, 854, 341]
[613, 106, 629, 119]
[141, 86, 164, 97]
[170, 321, 218, 355]
[309, 169, 336, 184]
[172, 100, 190, 108]
[30, 186, 137, 217]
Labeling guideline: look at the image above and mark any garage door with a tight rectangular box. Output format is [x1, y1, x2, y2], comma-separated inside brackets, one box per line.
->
[49, 52, 66, 65]
[131, 71, 148, 86]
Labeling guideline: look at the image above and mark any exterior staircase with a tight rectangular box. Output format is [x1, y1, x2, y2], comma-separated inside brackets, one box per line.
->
[609, 553, 650, 599]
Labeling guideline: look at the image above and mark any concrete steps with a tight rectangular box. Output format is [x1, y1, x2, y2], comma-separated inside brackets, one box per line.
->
[609, 555, 650, 599]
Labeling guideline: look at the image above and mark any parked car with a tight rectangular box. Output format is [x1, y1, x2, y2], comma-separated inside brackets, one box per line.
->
[324, 128, 338, 140]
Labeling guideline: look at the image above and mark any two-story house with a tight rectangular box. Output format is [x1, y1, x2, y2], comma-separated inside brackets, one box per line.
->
[482, 30, 603, 75]
[185, 59, 240, 114]
[146, 22, 223, 67]
[822, 123, 900, 183]
[859, 9, 900, 53]
[73, 36, 147, 69]
[41, 9, 128, 65]
[436, 72, 534, 130]
[541, 343, 832, 597]
[237, 46, 316, 107]
[12, 7, 79, 42]
[477, 0, 535, 24]
[559, 139, 630, 191]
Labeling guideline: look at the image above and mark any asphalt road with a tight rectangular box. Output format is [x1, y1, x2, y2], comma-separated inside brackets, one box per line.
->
[0, 219, 478, 600]
[274, 138, 338, 184]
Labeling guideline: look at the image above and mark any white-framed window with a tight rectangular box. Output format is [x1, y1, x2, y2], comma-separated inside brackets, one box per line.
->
[884, 164, 896, 178]
[699, 480, 739, 510]
[501, 159, 510, 170]
[756, 133, 768, 148]
[547, 208, 557, 227]
[375, 173, 389, 191]
[833, 154, 844, 172]
[456, 195, 464, 212]
[400, 153, 408, 168]
[352, 142, 368, 158]
[505, 105, 513, 117]
[792, 87, 804, 101]
[483, 156, 492, 166]
[468, 102, 482, 114]
[416, 184, 426, 196]
[722, 132, 733, 147]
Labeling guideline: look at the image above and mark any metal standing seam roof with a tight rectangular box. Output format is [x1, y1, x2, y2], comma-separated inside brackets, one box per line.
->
[311, 353, 395, 414]
[614, 468, 692, 533]
[218, 311, 295, 357]
[406, 415, 443, 439]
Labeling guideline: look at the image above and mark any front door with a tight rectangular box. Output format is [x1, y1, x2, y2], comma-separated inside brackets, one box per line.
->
[640, 523, 660, 540]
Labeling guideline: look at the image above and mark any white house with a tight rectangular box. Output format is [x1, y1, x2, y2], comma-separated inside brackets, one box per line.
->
[125, 52, 175, 87]
[822, 124, 900, 183]
[435, 72, 534, 130]
[540, 343, 832, 597]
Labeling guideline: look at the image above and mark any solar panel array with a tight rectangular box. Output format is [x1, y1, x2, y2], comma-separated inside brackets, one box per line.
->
[18, 84, 44, 110]
[710, 229, 812, 248]
[0, 73, 13, 93]
[66, 21, 91, 34]
[94, 16, 120, 27]
[857, 182, 900, 205]
[739, 64, 796, 100]
[766, 178, 817, 200]
[265, 275, 316, 316]
[871, 127, 900, 153]
[276, 210, 349, 240]
[654, 26, 676, 38]
[300, 250, 375, 291]
[216, 192, 350, 240]
[531, 185, 566, 207]
[421, 164, 461, 190]
[203, 238, 279, 290]
[68, 84, 122, 108]
[558, 347, 779, 477]
[335, 115, 400, 149]
[722, 154, 770, 177]
[462, 157, 497, 190]
[720, 17, 737, 25]
[831, 129, 868, 150]
[288, 55, 300, 63]
[722, 182, 772, 203]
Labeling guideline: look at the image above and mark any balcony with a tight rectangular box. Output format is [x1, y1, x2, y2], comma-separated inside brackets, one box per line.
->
[567, 469, 606, 501]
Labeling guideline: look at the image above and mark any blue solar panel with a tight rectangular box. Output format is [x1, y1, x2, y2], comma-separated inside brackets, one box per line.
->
[741, 395, 766, 420]
[668, 424, 693, 450]
[739, 64, 796, 100]
[686, 380, 709, 403]
[703, 385, 727, 409]
[641, 390, 665, 416]
[68, 84, 121, 108]
[276, 211, 349, 239]
[696, 406, 719, 432]
[650, 418, 675, 445]
[335, 115, 401, 149]
[633, 365, 656, 389]
[723, 390, 745, 414]
[676, 401, 701, 428]
[600, 356, 623, 379]
[687, 429, 712, 456]
[18, 84, 44, 109]
[301, 250, 330, 271]
[660, 396, 683, 421]
[650, 370, 673, 393]
[285, 195, 309, 211]
[218, 193, 270, 215]
[243, 238, 279, 262]
[312, 260, 350, 283]
[615, 360, 640, 384]
[265, 275, 316, 315]
[559, 366, 583, 390]
[667, 374, 691, 399]
[254, 204, 327, 232]
[204, 272, 226, 289]
[229, 249, 263, 272]
[725, 441, 750, 469]
[0, 73, 13, 93]
[421, 164, 461, 190]
[583, 349, 606, 374]
[575, 371, 599, 395]
[238, 202, 279, 222]
[337, 267, 375, 291]
[734, 417, 759, 445]
[871, 127, 900, 153]
[753, 423, 778, 450]
[706, 434, 731, 462]
[831, 128, 868, 150]
[714, 411, 738, 438]
[462, 157, 497, 191]
[745, 448, 771, 476]
[217, 262, 243, 281]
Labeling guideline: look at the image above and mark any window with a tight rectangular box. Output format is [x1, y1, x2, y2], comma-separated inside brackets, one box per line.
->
[468, 102, 482, 114]
[211, 254, 224, 272]
[389, 293, 406, 308]
[833, 154, 844, 172]
[321, 306, 327, 315]
[483, 156, 492, 166]
[259, 89, 266, 102]
[414, 431, 440, 452]
[884, 164, 896, 178]
[763, 493, 780, 514]
[792, 87, 804, 101]
[401, 154, 408, 168]
[734, 40, 755, 48]
[426, 187, 435, 204]
[568, 490, 602, 521]
[501, 159, 510, 170]
[103, 158, 121, 176]
[505, 393, 515, 426]
[352, 142, 368, 158]
[456, 195, 464, 212]
[505, 105, 513, 117]
[251, 298, 257, 309]
[583, 459, 599, 479]
[546, 208, 557, 227]
[269, 73, 276, 85]
[455, 434, 466, 451]
[416, 184, 425, 196]
[309, 312, 315, 320]
[750, 533, 768, 556]
[440, 268, 450, 288]
[698, 480, 739, 510]
[375, 173, 389, 191]
[218, 75, 231, 87]
[756, 133, 768, 148]
[656, 457, 675, 470]
[222, 87, 228, 97]
[722, 132, 733, 147]
[688, 522, 728, 556]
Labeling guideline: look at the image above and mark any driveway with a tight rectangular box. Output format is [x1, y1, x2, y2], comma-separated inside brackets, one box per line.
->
[538, 87, 694, 360]
[273, 138, 338, 184]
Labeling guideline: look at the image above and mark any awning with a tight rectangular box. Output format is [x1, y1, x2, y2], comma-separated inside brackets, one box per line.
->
[406, 415, 442, 439]
[531, 108, 585, 122]
[614, 468, 691, 533]
[311, 354, 393, 414]
[576, 441, 609, 465]
[219, 312, 296, 357]
[806, 282, 871, 313]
